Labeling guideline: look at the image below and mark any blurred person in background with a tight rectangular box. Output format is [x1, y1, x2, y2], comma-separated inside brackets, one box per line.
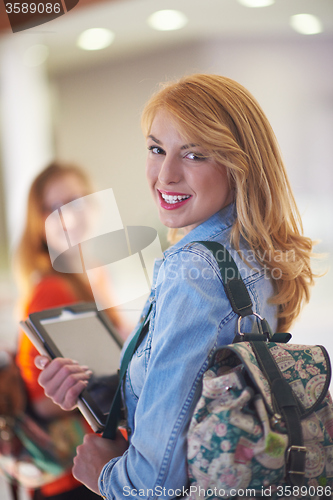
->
[14, 161, 126, 500]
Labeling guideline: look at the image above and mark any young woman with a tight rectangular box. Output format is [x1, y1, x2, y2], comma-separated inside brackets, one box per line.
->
[15, 162, 125, 500]
[35, 75, 314, 498]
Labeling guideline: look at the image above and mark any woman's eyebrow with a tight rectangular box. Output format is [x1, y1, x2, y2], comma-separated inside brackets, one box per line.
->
[147, 135, 197, 150]
[147, 134, 161, 144]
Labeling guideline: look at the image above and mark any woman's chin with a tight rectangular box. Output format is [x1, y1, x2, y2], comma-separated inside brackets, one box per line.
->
[160, 219, 183, 230]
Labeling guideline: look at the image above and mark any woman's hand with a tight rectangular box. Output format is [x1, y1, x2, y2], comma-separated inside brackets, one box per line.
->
[35, 356, 92, 411]
[72, 431, 129, 494]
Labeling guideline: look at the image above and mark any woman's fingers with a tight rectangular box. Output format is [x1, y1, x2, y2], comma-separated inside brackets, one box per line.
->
[36, 357, 92, 411]
[52, 369, 91, 410]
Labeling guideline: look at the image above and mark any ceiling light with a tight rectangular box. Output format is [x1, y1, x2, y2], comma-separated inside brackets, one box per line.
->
[237, 0, 275, 7]
[290, 14, 323, 35]
[23, 44, 49, 67]
[147, 10, 188, 31]
[77, 28, 115, 51]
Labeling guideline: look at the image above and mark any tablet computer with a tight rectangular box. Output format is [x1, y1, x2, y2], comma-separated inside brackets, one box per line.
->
[20, 302, 123, 433]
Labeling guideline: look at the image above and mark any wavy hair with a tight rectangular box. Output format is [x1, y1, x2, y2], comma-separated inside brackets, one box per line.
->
[141, 74, 315, 331]
[14, 162, 93, 306]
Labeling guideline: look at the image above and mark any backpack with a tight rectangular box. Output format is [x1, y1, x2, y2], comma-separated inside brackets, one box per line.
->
[187, 242, 333, 499]
[0, 349, 86, 499]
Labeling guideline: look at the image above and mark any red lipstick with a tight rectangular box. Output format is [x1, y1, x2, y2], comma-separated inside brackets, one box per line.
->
[157, 190, 192, 211]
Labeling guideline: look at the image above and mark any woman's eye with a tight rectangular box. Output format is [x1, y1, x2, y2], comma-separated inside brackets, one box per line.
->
[185, 152, 207, 161]
[147, 145, 165, 155]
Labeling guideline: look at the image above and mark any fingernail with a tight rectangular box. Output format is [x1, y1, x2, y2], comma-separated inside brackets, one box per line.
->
[39, 358, 48, 368]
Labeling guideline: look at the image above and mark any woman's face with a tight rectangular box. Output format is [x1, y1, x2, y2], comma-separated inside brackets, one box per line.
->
[42, 173, 89, 215]
[146, 110, 234, 234]
[42, 173, 91, 249]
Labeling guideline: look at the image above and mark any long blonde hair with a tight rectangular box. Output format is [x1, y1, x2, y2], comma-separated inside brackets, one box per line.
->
[15, 162, 93, 305]
[14, 162, 122, 328]
[141, 74, 314, 331]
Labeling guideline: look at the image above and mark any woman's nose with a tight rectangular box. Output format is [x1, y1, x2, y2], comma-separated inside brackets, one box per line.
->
[158, 155, 181, 185]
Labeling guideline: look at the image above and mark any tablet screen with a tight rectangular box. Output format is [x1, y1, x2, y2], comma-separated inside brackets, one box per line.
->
[40, 312, 121, 415]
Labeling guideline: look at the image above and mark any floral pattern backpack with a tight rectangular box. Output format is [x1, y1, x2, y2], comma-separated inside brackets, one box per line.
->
[187, 242, 333, 500]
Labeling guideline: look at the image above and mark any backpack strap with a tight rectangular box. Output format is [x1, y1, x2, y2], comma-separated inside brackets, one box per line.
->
[195, 241, 272, 340]
[251, 341, 306, 487]
[102, 303, 153, 440]
[195, 241, 253, 318]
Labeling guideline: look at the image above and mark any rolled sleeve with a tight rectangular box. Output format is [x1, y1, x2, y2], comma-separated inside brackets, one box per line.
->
[98, 458, 120, 498]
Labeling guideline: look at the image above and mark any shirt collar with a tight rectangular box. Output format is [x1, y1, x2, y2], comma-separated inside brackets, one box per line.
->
[163, 202, 236, 258]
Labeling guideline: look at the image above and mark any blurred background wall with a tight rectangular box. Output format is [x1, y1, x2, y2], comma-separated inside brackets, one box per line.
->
[0, 0, 332, 348]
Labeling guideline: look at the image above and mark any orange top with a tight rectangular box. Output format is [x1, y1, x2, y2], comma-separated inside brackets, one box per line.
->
[16, 275, 91, 497]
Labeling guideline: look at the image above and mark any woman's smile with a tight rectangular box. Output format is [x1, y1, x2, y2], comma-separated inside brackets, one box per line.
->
[158, 189, 192, 210]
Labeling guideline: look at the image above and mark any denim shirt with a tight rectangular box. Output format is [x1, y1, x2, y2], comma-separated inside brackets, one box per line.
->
[98, 203, 278, 499]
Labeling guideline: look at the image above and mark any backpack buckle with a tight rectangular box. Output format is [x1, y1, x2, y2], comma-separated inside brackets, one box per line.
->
[286, 445, 307, 479]
[237, 312, 264, 335]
